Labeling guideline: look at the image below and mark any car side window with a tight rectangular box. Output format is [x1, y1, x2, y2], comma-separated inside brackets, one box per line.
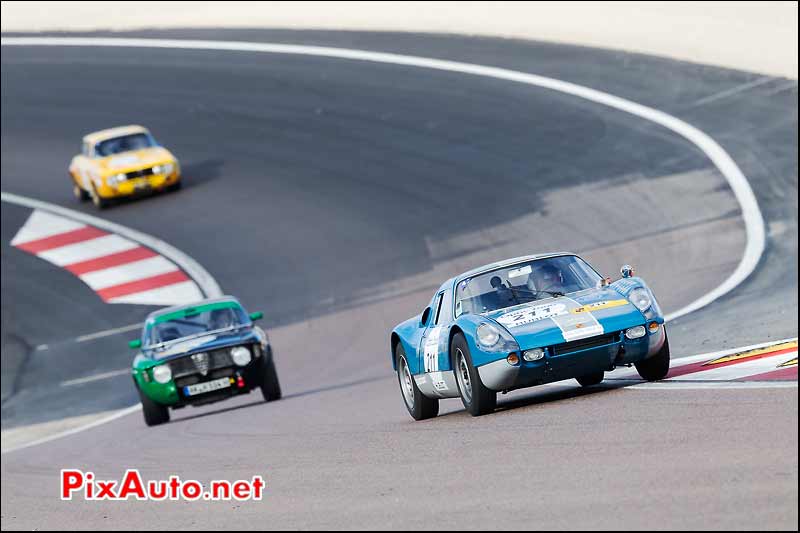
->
[433, 292, 445, 325]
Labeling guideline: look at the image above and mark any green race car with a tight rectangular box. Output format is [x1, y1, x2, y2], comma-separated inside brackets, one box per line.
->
[129, 296, 281, 426]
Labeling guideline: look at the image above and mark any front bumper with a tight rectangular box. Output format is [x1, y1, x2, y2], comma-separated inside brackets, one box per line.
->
[478, 324, 666, 392]
[138, 347, 271, 407]
[96, 171, 180, 198]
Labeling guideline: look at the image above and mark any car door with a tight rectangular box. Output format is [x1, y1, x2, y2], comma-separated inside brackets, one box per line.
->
[419, 291, 445, 375]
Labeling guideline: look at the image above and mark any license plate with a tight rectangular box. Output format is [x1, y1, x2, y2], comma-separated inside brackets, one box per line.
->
[183, 377, 230, 396]
[134, 181, 151, 191]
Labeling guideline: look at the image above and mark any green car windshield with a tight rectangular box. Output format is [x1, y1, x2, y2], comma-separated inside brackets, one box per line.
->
[455, 255, 602, 317]
[145, 302, 249, 347]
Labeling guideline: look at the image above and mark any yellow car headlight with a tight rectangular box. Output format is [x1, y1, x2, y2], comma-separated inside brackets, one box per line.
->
[107, 173, 127, 186]
[153, 162, 175, 176]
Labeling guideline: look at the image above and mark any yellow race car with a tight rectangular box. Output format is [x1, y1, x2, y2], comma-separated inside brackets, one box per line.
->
[69, 125, 182, 208]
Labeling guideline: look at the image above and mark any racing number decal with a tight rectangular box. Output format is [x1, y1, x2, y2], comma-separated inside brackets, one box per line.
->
[423, 327, 442, 373]
[496, 303, 568, 328]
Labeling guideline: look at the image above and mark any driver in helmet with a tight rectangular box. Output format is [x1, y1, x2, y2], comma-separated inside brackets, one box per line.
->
[527, 263, 567, 296]
[208, 308, 235, 331]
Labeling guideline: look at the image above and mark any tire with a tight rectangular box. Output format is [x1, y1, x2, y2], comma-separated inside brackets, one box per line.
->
[260, 354, 282, 402]
[166, 180, 182, 192]
[635, 329, 671, 381]
[139, 388, 170, 426]
[72, 183, 90, 202]
[576, 371, 604, 387]
[90, 187, 111, 209]
[395, 344, 438, 421]
[451, 333, 496, 416]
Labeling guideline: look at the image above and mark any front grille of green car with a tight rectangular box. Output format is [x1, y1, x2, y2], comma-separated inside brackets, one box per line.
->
[168, 347, 235, 378]
[175, 368, 235, 388]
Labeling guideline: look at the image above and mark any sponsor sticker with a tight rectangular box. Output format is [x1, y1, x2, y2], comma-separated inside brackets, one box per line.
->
[508, 265, 532, 278]
[571, 299, 629, 314]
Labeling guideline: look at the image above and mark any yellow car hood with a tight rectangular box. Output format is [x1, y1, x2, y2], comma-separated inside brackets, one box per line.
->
[98, 147, 175, 173]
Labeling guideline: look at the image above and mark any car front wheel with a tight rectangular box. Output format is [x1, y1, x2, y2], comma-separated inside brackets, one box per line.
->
[139, 388, 170, 426]
[90, 187, 110, 209]
[396, 344, 438, 421]
[260, 353, 282, 402]
[452, 333, 496, 416]
[635, 329, 671, 381]
[576, 371, 605, 387]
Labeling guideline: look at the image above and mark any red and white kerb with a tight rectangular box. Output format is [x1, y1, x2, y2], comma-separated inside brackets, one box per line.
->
[11, 210, 204, 305]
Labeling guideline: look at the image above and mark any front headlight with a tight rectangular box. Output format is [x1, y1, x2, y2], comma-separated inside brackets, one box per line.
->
[628, 287, 652, 312]
[151, 364, 172, 384]
[153, 162, 175, 176]
[107, 173, 126, 186]
[475, 322, 519, 353]
[230, 346, 252, 366]
[476, 323, 501, 348]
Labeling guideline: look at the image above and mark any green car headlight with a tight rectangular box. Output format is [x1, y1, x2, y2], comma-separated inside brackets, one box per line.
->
[230, 346, 252, 366]
[151, 364, 172, 384]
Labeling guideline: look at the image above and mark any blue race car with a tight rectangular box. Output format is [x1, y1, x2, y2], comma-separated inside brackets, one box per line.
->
[390, 253, 669, 419]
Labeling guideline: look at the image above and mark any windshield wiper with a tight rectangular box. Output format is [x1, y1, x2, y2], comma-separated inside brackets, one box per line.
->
[506, 285, 564, 300]
[535, 289, 565, 298]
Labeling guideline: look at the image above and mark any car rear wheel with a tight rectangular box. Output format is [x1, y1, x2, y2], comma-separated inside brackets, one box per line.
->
[139, 388, 170, 426]
[395, 344, 438, 421]
[260, 354, 282, 402]
[576, 371, 605, 387]
[452, 333, 496, 416]
[635, 329, 671, 381]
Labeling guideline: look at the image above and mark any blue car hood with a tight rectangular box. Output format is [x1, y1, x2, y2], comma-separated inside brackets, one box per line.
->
[144, 328, 258, 362]
[483, 287, 644, 349]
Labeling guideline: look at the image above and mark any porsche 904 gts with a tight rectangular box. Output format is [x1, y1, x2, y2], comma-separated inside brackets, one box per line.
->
[390, 253, 670, 420]
[129, 297, 281, 426]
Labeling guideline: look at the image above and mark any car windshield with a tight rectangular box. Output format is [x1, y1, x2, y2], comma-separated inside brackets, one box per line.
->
[455, 255, 602, 317]
[95, 133, 156, 157]
[145, 304, 249, 346]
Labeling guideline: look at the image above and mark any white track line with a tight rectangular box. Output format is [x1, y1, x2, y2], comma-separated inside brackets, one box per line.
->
[1, 405, 142, 455]
[75, 322, 143, 343]
[0, 36, 768, 452]
[60, 368, 131, 387]
[0, 36, 767, 324]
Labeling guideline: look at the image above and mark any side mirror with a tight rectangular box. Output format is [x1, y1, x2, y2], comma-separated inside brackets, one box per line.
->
[128, 339, 142, 350]
[620, 265, 635, 278]
[419, 307, 432, 327]
[249, 311, 264, 321]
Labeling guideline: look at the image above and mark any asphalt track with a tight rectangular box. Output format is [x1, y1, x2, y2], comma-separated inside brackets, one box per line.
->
[1, 30, 797, 529]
